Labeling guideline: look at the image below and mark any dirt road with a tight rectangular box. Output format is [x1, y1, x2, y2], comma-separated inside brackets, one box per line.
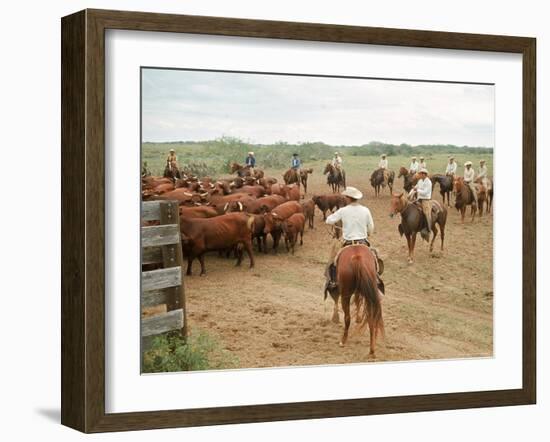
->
[183, 157, 493, 368]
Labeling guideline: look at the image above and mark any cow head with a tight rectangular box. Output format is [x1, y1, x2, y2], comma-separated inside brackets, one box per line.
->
[263, 212, 282, 234]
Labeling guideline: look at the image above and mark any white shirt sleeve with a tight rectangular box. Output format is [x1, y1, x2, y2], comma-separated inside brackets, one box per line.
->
[326, 208, 343, 225]
[366, 209, 374, 235]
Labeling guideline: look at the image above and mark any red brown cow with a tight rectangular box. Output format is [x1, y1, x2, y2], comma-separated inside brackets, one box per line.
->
[154, 189, 207, 205]
[232, 185, 266, 198]
[226, 195, 285, 214]
[283, 184, 301, 201]
[300, 199, 315, 229]
[250, 214, 268, 253]
[209, 193, 255, 214]
[263, 201, 303, 252]
[270, 183, 285, 196]
[281, 213, 306, 254]
[180, 212, 255, 275]
[312, 194, 347, 220]
[179, 205, 219, 219]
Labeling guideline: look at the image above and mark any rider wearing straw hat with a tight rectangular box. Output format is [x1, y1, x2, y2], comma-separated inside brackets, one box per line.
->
[409, 156, 419, 175]
[409, 168, 433, 238]
[419, 156, 427, 170]
[477, 159, 488, 188]
[324, 186, 377, 291]
[378, 154, 390, 184]
[464, 161, 478, 205]
[445, 156, 457, 177]
[166, 148, 178, 168]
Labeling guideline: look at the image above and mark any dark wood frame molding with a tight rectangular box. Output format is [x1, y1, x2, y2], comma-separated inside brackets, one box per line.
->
[61, 9, 536, 433]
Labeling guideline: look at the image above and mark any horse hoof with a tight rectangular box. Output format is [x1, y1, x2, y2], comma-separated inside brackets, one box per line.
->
[339, 341, 345, 348]
[407, 259, 413, 264]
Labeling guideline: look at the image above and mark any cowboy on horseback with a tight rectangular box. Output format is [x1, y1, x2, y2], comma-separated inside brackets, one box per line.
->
[464, 161, 478, 205]
[378, 154, 390, 185]
[166, 148, 178, 169]
[324, 187, 381, 293]
[245, 151, 256, 174]
[332, 152, 343, 171]
[477, 159, 488, 188]
[408, 167, 433, 239]
[409, 156, 419, 175]
[141, 161, 151, 177]
[445, 156, 457, 177]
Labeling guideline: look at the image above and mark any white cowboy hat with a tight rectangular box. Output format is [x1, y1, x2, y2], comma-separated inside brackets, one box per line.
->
[334, 152, 339, 155]
[381, 154, 386, 158]
[464, 161, 472, 166]
[480, 159, 486, 163]
[420, 156, 424, 160]
[341, 186, 363, 200]
[248, 151, 254, 155]
[412, 156, 417, 160]
[419, 168, 429, 174]
[449, 156, 455, 160]
[169, 148, 175, 152]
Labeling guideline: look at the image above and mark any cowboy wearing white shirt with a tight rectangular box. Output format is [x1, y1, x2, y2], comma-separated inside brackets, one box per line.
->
[332, 152, 343, 171]
[419, 156, 427, 170]
[378, 154, 389, 183]
[464, 161, 478, 204]
[324, 187, 376, 290]
[409, 168, 433, 236]
[477, 160, 488, 188]
[409, 157, 419, 175]
[445, 156, 457, 177]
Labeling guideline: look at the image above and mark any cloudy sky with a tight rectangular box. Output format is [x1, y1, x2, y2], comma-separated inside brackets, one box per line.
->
[142, 68, 494, 147]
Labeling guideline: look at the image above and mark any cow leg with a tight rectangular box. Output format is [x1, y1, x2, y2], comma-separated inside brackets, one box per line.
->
[235, 246, 244, 266]
[186, 256, 193, 276]
[300, 228, 304, 245]
[198, 254, 206, 276]
[243, 240, 255, 268]
[339, 295, 351, 347]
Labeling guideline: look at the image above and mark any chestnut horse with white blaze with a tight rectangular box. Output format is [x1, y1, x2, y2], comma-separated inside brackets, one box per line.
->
[334, 245, 384, 356]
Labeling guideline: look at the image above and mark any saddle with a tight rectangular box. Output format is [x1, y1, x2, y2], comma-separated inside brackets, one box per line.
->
[333, 242, 384, 276]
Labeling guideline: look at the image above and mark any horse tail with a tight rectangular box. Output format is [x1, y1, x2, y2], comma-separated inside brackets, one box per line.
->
[351, 254, 384, 338]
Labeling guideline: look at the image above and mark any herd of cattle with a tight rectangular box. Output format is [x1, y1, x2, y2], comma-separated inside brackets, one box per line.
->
[141, 167, 345, 276]
[141, 161, 493, 276]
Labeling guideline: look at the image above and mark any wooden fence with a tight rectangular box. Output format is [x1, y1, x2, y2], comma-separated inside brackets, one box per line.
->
[141, 200, 187, 351]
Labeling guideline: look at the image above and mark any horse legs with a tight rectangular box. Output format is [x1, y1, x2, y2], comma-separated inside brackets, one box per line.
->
[353, 294, 362, 324]
[368, 315, 377, 357]
[440, 221, 445, 251]
[339, 295, 351, 347]
[406, 234, 413, 264]
[410, 234, 417, 262]
[429, 225, 438, 253]
[460, 207, 466, 223]
[331, 296, 340, 323]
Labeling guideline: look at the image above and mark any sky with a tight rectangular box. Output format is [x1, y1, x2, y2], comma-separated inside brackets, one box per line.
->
[141, 68, 494, 147]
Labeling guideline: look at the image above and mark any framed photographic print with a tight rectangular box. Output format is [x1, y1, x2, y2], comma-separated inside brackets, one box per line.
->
[61, 9, 536, 433]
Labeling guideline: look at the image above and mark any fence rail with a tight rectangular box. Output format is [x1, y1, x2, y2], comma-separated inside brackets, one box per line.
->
[141, 200, 187, 353]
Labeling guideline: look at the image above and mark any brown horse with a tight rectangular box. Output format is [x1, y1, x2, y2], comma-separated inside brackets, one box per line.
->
[370, 168, 395, 197]
[332, 245, 384, 355]
[454, 178, 486, 222]
[389, 193, 447, 264]
[230, 162, 264, 179]
[431, 174, 454, 207]
[283, 168, 300, 188]
[323, 163, 346, 193]
[300, 168, 313, 194]
[398, 166, 419, 192]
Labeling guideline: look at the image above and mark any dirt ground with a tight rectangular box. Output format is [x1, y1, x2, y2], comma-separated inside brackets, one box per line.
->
[182, 156, 493, 368]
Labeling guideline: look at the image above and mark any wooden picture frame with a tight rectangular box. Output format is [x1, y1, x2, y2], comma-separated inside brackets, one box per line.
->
[61, 9, 536, 433]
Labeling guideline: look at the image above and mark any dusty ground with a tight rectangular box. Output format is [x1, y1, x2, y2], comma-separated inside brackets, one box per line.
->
[181, 155, 493, 368]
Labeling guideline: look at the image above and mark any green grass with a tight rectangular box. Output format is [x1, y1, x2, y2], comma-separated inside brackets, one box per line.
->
[142, 331, 239, 373]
